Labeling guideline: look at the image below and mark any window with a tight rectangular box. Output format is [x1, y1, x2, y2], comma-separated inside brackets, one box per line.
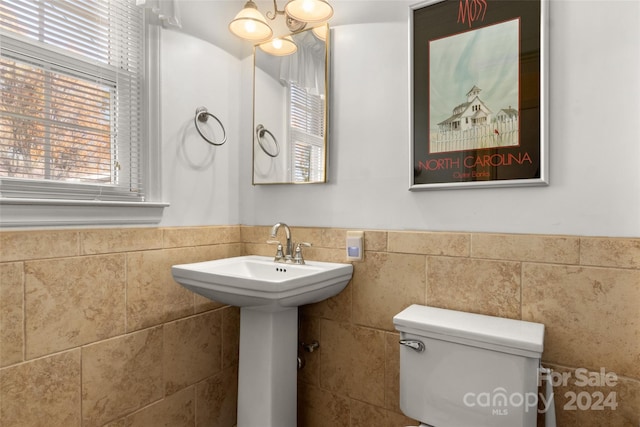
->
[0, 0, 164, 225]
[288, 83, 325, 183]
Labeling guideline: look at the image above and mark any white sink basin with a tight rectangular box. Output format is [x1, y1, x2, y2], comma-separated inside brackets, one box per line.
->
[171, 255, 353, 311]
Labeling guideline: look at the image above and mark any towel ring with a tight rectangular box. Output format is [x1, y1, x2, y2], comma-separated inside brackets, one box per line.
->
[256, 124, 280, 157]
[194, 106, 227, 146]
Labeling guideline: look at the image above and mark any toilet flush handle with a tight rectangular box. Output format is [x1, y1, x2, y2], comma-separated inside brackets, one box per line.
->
[399, 339, 425, 353]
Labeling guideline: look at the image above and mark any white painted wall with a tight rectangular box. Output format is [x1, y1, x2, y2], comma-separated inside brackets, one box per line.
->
[161, 1, 640, 237]
[159, 29, 242, 226]
[239, 0, 640, 237]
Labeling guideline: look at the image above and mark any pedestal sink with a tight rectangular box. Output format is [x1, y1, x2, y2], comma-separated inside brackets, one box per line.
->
[171, 255, 353, 427]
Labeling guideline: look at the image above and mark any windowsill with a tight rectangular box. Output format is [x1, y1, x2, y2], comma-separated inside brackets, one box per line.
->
[0, 198, 169, 228]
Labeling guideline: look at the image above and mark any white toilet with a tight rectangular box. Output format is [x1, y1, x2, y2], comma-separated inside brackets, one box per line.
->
[393, 304, 545, 427]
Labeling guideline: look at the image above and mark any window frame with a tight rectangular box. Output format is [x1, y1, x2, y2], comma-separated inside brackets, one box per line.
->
[0, 5, 167, 227]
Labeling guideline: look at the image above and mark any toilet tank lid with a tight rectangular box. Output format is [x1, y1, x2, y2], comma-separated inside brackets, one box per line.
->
[393, 305, 544, 356]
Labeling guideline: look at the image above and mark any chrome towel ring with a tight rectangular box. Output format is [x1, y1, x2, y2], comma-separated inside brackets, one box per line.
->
[194, 106, 227, 146]
[256, 124, 280, 157]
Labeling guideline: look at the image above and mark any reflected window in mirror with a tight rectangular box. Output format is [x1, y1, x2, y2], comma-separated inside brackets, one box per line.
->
[290, 83, 325, 182]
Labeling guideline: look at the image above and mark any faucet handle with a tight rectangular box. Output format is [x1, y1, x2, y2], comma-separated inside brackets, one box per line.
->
[267, 240, 285, 262]
[293, 242, 311, 265]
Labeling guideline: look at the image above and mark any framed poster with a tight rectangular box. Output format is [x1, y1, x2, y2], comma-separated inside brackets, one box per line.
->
[410, 0, 549, 190]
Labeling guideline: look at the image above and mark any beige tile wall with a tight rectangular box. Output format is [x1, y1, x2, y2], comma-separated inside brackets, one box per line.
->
[1, 226, 639, 427]
[244, 227, 640, 427]
[0, 226, 242, 427]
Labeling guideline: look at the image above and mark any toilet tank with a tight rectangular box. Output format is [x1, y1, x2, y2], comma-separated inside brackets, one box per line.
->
[393, 305, 544, 427]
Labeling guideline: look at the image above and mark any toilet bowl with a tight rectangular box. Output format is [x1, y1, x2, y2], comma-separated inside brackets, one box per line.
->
[394, 305, 546, 427]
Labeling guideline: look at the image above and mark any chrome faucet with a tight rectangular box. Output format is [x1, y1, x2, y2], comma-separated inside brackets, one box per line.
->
[270, 222, 293, 261]
[268, 222, 311, 264]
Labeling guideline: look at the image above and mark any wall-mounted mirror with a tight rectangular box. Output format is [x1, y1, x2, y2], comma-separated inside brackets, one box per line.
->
[253, 24, 329, 184]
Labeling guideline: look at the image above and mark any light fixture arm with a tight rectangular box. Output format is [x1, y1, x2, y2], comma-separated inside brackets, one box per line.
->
[265, 0, 307, 32]
[265, 0, 285, 20]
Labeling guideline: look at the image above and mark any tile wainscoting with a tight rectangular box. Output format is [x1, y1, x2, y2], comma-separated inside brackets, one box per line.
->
[0, 227, 242, 427]
[1, 226, 638, 426]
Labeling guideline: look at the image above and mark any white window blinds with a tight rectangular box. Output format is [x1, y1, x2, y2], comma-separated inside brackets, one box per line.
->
[289, 83, 325, 183]
[0, 0, 145, 202]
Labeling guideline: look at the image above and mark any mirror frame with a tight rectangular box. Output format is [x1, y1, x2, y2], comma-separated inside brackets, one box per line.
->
[252, 24, 330, 185]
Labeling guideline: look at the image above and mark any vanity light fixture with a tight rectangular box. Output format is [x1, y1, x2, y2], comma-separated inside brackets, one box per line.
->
[230, 0, 333, 42]
[229, 0, 273, 42]
[259, 36, 298, 56]
[285, 0, 333, 24]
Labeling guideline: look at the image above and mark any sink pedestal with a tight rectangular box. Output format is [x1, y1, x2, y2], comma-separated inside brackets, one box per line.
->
[237, 307, 298, 427]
